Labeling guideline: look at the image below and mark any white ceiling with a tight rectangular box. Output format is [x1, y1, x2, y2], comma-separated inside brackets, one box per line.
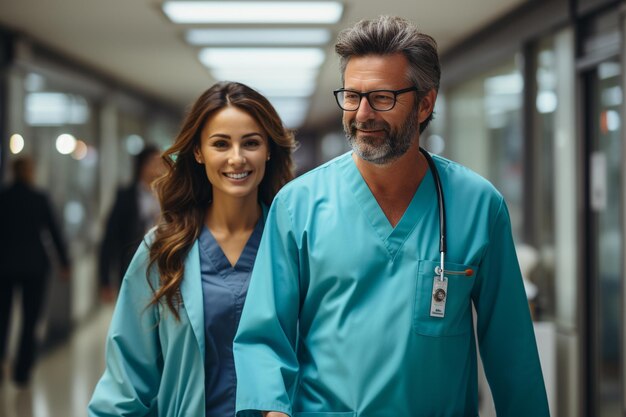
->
[0, 0, 527, 130]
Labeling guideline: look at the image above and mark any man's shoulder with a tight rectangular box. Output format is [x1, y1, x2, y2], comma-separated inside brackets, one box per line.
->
[277, 152, 351, 198]
[118, 184, 139, 198]
[1, 183, 47, 203]
[433, 154, 503, 200]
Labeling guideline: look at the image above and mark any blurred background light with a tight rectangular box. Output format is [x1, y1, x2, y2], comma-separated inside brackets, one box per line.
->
[80, 146, 99, 168]
[484, 73, 524, 95]
[267, 97, 310, 128]
[56, 133, 77, 155]
[125, 134, 145, 155]
[163, 1, 343, 24]
[536, 91, 558, 114]
[64, 200, 85, 225]
[203, 48, 325, 115]
[186, 28, 332, 46]
[424, 134, 446, 154]
[211, 68, 318, 83]
[25, 93, 89, 126]
[9, 134, 25, 154]
[24, 72, 46, 92]
[199, 48, 325, 69]
[71, 140, 89, 160]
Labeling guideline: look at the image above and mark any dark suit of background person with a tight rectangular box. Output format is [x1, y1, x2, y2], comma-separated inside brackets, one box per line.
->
[0, 156, 70, 386]
[98, 145, 164, 301]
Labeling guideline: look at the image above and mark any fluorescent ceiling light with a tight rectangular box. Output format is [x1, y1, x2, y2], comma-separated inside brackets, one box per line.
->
[243, 84, 316, 98]
[267, 98, 309, 128]
[270, 98, 309, 116]
[276, 111, 306, 128]
[163, 1, 343, 24]
[186, 29, 332, 46]
[212, 77, 317, 93]
[199, 48, 325, 69]
[210, 68, 318, 84]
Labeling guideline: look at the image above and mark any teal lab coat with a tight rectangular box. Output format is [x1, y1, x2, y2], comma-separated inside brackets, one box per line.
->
[88, 236, 207, 417]
[234, 152, 550, 417]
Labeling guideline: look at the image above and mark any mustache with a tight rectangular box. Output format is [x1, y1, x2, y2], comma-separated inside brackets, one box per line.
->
[348, 120, 390, 133]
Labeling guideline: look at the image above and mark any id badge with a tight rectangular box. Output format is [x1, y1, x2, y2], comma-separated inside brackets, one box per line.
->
[430, 276, 448, 318]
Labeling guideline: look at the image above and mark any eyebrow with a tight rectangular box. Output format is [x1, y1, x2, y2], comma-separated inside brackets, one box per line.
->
[208, 132, 264, 139]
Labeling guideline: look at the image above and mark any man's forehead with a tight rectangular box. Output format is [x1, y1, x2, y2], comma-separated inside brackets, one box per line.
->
[343, 54, 410, 88]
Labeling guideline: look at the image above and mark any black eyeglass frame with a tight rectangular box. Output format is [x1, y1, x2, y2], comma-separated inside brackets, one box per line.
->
[333, 86, 419, 112]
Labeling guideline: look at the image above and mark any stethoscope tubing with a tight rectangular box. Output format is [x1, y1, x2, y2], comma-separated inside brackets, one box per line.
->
[419, 147, 447, 281]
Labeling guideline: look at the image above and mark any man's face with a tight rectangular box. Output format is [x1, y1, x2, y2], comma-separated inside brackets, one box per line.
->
[341, 53, 419, 165]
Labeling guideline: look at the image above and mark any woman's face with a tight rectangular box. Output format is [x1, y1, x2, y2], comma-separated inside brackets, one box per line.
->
[195, 106, 269, 202]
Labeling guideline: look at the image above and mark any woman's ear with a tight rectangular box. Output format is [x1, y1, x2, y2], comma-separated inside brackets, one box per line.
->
[194, 149, 204, 164]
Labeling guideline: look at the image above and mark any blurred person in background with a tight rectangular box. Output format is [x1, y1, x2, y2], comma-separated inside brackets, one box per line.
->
[0, 156, 71, 387]
[88, 81, 295, 416]
[98, 145, 165, 302]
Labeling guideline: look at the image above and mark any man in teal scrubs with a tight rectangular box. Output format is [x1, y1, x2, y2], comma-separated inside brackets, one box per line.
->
[234, 15, 550, 417]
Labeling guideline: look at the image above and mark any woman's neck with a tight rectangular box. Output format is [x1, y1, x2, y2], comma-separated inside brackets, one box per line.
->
[205, 193, 261, 234]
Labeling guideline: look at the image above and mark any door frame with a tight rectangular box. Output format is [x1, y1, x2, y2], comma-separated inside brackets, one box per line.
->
[576, 16, 625, 415]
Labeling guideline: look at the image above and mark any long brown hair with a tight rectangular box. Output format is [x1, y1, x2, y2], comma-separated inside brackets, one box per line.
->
[148, 81, 296, 319]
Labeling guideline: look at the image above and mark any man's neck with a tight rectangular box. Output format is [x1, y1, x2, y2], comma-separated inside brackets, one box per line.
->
[353, 145, 428, 227]
[354, 145, 427, 197]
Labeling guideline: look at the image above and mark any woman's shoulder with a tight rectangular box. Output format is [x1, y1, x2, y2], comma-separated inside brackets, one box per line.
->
[121, 229, 158, 286]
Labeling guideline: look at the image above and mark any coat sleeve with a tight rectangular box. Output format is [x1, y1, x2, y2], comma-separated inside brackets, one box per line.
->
[88, 239, 162, 417]
[234, 195, 301, 417]
[471, 199, 550, 417]
[42, 193, 70, 268]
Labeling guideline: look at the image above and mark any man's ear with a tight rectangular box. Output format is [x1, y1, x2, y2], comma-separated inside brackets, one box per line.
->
[418, 89, 437, 124]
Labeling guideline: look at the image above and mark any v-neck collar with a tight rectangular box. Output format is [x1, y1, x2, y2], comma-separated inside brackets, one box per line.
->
[338, 152, 435, 259]
[200, 215, 264, 276]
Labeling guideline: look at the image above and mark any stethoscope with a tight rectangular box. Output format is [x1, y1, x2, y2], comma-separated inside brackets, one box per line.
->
[418, 147, 475, 318]
[418, 147, 447, 283]
[420, 147, 476, 318]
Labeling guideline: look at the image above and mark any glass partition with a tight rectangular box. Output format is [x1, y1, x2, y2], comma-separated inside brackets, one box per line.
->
[446, 59, 524, 238]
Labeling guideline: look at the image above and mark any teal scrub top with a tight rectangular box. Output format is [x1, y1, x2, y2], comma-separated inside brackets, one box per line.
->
[234, 152, 550, 417]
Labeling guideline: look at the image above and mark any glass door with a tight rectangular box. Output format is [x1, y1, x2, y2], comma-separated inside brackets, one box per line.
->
[584, 57, 623, 417]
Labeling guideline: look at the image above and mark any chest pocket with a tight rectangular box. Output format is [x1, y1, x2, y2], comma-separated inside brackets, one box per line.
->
[413, 260, 477, 337]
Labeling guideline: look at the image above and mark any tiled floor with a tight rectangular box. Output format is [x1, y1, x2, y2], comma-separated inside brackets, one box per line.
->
[0, 306, 113, 417]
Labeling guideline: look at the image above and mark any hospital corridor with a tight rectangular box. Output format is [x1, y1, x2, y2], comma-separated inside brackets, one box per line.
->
[0, 307, 111, 417]
[0, 0, 625, 416]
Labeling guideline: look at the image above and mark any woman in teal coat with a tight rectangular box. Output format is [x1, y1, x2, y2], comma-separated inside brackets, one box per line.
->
[88, 81, 295, 417]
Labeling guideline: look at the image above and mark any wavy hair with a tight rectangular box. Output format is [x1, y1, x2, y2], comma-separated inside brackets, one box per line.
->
[335, 15, 441, 133]
[148, 81, 296, 319]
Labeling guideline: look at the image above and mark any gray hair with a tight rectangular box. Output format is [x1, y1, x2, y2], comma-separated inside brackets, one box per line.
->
[335, 15, 441, 133]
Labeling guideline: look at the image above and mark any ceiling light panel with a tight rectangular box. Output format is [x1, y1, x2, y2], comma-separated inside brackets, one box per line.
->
[199, 48, 326, 69]
[210, 68, 318, 84]
[163, 1, 343, 24]
[256, 85, 316, 97]
[268, 98, 309, 128]
[186, 29, 332, 46]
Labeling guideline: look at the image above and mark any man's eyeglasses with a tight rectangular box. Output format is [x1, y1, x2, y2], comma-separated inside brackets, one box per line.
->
[333, 86, 418, 112]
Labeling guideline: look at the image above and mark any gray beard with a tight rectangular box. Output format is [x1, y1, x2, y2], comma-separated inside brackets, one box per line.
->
[344, 109, 420, 165]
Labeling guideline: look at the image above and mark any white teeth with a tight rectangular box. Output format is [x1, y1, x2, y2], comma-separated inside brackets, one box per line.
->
[224, 172, 250, 179]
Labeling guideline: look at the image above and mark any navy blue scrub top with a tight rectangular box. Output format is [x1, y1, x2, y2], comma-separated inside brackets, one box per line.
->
[199, 218, 264, 417]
